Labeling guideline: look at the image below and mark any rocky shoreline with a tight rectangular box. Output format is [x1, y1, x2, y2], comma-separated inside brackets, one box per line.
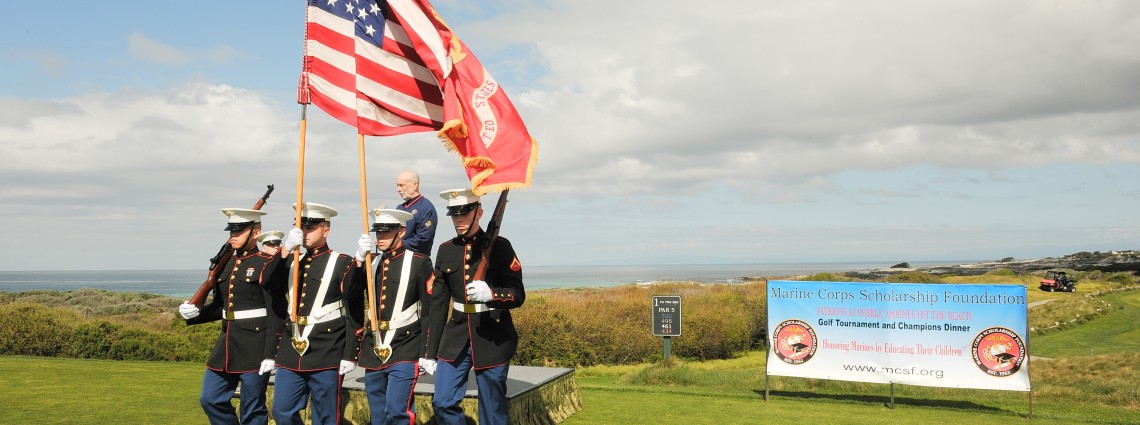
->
[843, 250, 1140, 281]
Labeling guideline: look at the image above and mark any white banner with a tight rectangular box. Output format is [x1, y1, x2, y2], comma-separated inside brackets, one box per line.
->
[766, 281, 1030, 391]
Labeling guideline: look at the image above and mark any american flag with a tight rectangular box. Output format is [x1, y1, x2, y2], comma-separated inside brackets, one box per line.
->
[300, 0, 444, 136]
[300, 0, 537, 193]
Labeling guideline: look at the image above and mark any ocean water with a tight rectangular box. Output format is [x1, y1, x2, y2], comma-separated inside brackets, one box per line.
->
[0, 261, 971, 298]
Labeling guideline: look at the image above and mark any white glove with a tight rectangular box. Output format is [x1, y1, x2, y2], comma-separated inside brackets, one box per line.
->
[258, 359, 276, 375]
[354, 233, 374, 262]
[283, 228, 304, 251]
[418, 358, 437, 375]
[178, 301, 200, 320]
[465, 280, 493, 303]
[339, 360, 357, 375]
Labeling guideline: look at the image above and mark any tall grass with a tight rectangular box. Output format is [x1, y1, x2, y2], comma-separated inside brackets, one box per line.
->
[514, 282, 766, 367]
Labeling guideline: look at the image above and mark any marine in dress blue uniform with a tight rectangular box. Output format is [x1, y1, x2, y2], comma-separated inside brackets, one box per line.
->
[426, 189, 525, 425]
[256, 230, 284, 255]
[395, 170, 438, 256]
[272, 202, 358, 425]
[179, 208, 289, 425]
[344, 208, 440, 425]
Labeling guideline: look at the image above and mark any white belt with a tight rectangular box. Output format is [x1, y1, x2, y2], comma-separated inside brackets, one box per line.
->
[454, 302, 494, 314]
[297, 302, 343, 326]
[223, 308, 267, 320]
[374, 310, 421, 330]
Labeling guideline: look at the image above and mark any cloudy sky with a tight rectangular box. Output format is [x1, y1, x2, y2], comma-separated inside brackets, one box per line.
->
[3, 1, 1139, 271]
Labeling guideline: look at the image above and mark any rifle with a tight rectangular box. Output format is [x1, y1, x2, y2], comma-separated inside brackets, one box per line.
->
[472, 189, 509, 281]
[188, 185, 275, 307]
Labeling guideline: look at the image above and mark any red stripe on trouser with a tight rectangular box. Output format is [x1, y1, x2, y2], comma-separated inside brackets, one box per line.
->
[405, 367, 421, 425]
[335, 373, 343, 425]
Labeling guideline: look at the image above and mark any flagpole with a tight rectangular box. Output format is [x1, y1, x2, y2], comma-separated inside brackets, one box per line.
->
[290, 105, 308, 345]
[357, 133, 380, 336]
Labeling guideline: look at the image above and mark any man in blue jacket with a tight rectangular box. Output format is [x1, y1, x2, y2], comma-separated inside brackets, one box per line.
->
[395, 170, 438, 256]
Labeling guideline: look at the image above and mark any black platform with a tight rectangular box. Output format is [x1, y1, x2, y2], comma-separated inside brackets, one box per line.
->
[267, 365, 582, 425]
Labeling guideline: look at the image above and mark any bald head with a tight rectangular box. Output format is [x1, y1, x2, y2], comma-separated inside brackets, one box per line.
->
[396, 170, 421, 201]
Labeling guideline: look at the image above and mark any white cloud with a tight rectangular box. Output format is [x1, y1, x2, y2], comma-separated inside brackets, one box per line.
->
[469, 0, 1140, 199]
[12, 49, 68, 77]
[128, 33, 246, 65]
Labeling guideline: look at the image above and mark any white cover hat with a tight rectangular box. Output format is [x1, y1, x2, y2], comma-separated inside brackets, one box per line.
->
[256, 230, 284, 244]
[439, 188, 480, 216]
[371, 208, 413, 231]
[292, 202, 338, 224]
[221, 208, 266, 231]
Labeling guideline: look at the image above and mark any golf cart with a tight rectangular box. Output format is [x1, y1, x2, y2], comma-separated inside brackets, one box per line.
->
[1039, 270, 1076, 292]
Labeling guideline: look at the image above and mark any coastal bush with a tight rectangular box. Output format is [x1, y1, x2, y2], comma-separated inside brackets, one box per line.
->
[1106, 273, 1135, 286]
[884, 271, 939, 281]
[800, 273, 845, 282]
[66, 321, 119, 358]
[0, 298, 211, 362]
[1, 288, 179, 316]
[985, 268, 1017, 277]
[0, 303, 78, 356]
[513, 282, 765, 367]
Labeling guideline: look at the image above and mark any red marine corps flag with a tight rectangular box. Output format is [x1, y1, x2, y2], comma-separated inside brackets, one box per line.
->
[387, 0, 538, 195]
[300, 0, 537, 195]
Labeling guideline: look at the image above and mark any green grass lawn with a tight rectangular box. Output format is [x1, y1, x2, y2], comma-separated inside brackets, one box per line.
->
[0, 357, 206, 425]
[563, 352, 1139, 424]
[1031, 290, 1140, 357]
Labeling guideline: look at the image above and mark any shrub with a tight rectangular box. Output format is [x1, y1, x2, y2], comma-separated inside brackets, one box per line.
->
[0, 303, 79, 356]
[108, 328, 164, 360]
[800, 273, 844, 282]
[885, 271, 941, 283]
[514, 282, 765, 367]
[1107, 273, 1136, 286]
[986, 269, 1017, 277]
[67, 321, 119, 359]
[0, 294, 214, 362]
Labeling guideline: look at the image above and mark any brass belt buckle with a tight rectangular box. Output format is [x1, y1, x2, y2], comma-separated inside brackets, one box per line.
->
[297, 316, 309, 326]
[463, 304, 478, 314]
[225, 311, 236, 321]
[378, 321, 390, 331]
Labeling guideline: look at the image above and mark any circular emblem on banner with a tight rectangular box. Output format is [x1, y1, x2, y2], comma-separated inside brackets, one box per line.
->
[971, 327, 1026, 377]
[772, 319, 817, 365]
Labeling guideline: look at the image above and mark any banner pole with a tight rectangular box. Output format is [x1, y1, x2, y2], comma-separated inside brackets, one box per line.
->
[763, 280, 769, 401]
[764, 374, 769, 402]
[1026, 297, 1033, 419]
[889, 382, 895, 409]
